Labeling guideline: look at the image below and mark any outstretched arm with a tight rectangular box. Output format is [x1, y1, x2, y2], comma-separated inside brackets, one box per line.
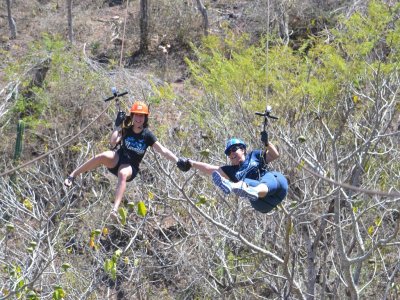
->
[152, 141, 178, 163]
[188, 159, 220, 176]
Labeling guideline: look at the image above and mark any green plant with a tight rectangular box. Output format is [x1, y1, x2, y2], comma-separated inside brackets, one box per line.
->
[13, 120, 25, 161]
[104, 249, 122, 281]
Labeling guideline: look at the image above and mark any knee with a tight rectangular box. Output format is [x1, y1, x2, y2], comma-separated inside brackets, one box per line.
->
[257, 183, 269, 193]
[118, 169, 131, 181]
[96, 151, 112, 160]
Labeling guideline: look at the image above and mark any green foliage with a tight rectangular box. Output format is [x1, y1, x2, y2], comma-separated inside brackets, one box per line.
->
[118, 207, 128, 225]
[186, 34, 268, 107]
[4, 264, 31, 299]
[334, 1, 395, 58]
[137, 201, 147, 217]
[150, 82, 176, 103]
[12, 88, 49, 127]
[104, 249, 122, 281]
[26, 290, 39, 300]
[61, 263, 71, 272]
[5, 33, 103, 129]
[52, 285, 66, 300]
[186, 0, 398, 110]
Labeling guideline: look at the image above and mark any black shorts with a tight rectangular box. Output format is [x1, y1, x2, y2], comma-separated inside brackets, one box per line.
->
[107, 149, 138, 182]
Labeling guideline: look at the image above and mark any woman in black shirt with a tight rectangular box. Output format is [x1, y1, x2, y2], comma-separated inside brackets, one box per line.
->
[64, 101, 178, 217]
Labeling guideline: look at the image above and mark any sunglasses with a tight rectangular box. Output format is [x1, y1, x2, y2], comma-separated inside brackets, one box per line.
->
[228, 145, 242, 155]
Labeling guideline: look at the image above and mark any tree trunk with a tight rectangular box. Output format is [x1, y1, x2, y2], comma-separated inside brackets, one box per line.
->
[6, 0, 17, 39]
[67, 0, 73, 43]
[139, 0, 149, 54]
[196, 0, 209, 36]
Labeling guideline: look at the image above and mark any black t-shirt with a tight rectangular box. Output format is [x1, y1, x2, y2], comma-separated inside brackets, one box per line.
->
[221, 150, 267, 182]
[120, 127, 157, 168]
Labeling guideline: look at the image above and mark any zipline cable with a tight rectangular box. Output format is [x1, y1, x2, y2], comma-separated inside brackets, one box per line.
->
[265, 0, 270, 108]
[0, 102, 112, 178]
[119, 0, 130, 67]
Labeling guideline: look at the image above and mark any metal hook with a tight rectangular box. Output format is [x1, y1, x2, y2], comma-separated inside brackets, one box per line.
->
[104, 87, 128, 112]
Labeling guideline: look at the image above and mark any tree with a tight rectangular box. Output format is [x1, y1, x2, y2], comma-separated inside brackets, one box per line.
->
[182, 1, 399, 298]
[6, 0, 17, 39]
[195, 0, 209, 36]
[67, 0, 73, 44]
[139, 0, 149, 54]
[1, 1, 399, 299]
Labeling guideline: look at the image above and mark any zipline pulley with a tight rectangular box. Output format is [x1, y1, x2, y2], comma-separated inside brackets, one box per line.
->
[255, 105, 278, 132]
[104, 87, 128, 112]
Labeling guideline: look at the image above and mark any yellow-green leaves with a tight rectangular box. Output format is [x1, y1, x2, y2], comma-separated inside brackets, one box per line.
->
[89, 228, 103, 250]
[26, 290, 39, 300]
[118, 207, 127, 225]
[6, 223, 15, 231]
[23, 199, 33, 211]
[368, 225, 375, 236]
[137, 201, 147, 217]
[104, 249, 122, 281]
[196, 195, 207, 206]
[52, 285, 66, 300]
[368, 217, 382, 236]
[61, 263, 71, 272]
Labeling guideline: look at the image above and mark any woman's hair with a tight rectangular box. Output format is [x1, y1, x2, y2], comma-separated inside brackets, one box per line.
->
[123, 114, 149, 129]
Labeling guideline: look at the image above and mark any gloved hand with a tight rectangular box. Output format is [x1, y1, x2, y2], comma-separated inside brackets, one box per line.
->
[261, 131, 269, 146]
[177, 157, 191, 172]
[115, 111, 126, 127]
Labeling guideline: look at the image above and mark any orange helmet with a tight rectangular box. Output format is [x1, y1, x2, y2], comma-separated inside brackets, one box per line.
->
[130, 101, 149, 115]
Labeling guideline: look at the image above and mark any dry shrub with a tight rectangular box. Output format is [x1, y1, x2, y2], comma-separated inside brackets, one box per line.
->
[148, 0, 204, 49]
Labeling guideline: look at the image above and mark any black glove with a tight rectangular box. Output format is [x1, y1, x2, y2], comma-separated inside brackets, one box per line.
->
[261, 131, 269, 146]
[177, 158, 191, 172]
[115, 111, 126, 127]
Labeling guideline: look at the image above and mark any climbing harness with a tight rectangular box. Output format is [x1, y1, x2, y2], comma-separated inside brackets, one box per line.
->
[104, 87, 129, 150]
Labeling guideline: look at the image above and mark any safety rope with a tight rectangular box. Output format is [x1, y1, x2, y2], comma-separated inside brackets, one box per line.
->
[259, 0, 271, 170]
[0, 103, 111, 178]
[119, 0, 130, 67]
[265, 0, 270, 108]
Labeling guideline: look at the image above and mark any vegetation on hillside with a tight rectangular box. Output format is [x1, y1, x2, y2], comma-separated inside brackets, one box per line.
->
[0, 0, 399, 299]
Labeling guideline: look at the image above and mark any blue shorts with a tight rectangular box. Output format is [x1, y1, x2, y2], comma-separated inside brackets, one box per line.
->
[107, 149, 138, 183]
[244, 171, 288, 213]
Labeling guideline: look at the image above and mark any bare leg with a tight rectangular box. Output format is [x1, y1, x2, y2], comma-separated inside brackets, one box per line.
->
[112, 164, 133, 211]
[254, 184, 268, 198]
[65, 150, 118, 186]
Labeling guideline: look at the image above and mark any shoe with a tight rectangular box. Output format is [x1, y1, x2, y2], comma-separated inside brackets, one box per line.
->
[64, 175, 75, 187]
[232, 185, 259, 201]
[212, 171, 232, 195]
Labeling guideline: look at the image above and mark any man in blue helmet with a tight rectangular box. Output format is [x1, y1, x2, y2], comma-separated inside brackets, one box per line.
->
[180, 134, 288, 213]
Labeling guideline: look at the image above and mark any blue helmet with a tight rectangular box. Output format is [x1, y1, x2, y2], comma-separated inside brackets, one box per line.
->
[224, 138, 246, 155]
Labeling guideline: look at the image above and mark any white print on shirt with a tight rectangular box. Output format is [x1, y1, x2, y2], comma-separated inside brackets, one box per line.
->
[124, 137, 147, 155]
